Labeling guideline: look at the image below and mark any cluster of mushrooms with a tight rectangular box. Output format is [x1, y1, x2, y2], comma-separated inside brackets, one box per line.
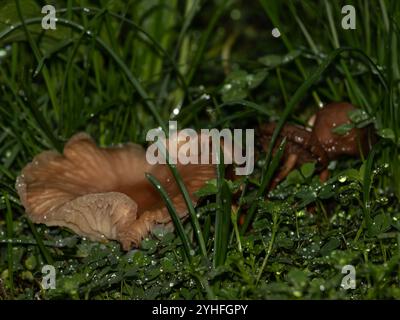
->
[16, 102, 373, 250]
[258, 102, 373, 188]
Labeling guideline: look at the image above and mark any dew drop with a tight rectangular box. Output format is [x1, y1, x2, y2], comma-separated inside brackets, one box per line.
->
[172, 108, 180, 116]
[271, 27, 281, 38]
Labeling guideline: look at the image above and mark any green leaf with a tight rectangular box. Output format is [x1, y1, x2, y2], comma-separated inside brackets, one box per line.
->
[287, 269, 308, 288]
[378, 128, 396, 143]
[258, 50, 301, 68]
[194, 179, 218, 197]
[369, 213, 391, 236]
[331, 123, 354, 135]
[300, 162, 316, 179]
[247, 69, 268, 88]
[221, 69, 268, 102]
[140, 238, 157, 251]
[276, 232, 294, 249]
[318, 184, 335, 199]
[348, 108, 370, 124]
[296, 187, 317, 208]
[320, 238, 341, 256]
[340, 168, 362, 182]
[284, 169, 304, 185]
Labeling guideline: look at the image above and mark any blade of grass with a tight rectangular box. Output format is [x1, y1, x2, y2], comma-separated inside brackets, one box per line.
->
[259, 0, 322, 106]
[256, 207, 279, 284]
[152, 135, 208, 257]
[186, 0, 232, 85]
[26, 219, 54, 265]
[0, 67, 62, 151]
[3, 193, 14, 298]
[145, 173, 193, 262]
[15, 0, 61, 122]
[213, 145, 232, 268]
[240, 138, 286, 234]
[363, 143, 380, 236]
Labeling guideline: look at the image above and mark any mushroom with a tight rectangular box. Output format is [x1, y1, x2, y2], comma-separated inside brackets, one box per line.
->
[259, 102, 373, 188]
[310, 102, 372, 159]
[259, 122, 328, 188]
[16, 132, 216, 250]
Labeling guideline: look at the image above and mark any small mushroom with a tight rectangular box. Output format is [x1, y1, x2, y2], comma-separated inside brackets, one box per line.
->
[259, 123, 329, 167]
[259, 122, 328, 188]
[259, 102, 374, 188]
[16, 132, 216, 250]
[311, 102, 372, 159]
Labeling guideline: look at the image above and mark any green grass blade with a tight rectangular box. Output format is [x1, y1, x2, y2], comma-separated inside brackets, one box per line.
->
[3, 193, 14, 297]
[145, 173, 193, 261]
[240, 138, 286, 234]
[213, 146, 232, 268]
[26, 219, 54, 265]
[186, 0, 231, 85]
[363, 143, 380, 235]
[15, 0, 61, 121]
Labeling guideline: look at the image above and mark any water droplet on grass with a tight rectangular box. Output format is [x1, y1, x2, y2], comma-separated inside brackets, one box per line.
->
[271, 27, 281, 38]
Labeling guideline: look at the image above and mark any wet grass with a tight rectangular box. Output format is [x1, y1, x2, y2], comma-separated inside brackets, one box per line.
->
[0, 0, 400, 299]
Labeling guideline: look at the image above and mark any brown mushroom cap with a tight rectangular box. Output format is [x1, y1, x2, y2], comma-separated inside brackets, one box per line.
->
[257, 102, 375, 189]
[311, 102, 371, 159]
[259, 122, 328, 169]
[16, 132, 216, 250]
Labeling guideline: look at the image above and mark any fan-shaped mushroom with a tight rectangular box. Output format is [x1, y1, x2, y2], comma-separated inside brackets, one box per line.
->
[16, 132, 216, 250]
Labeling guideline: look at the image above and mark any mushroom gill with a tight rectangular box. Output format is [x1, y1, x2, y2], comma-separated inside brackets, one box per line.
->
[16, 132, 216, 250]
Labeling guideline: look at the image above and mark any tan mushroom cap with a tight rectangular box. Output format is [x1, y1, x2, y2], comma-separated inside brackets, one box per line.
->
[16, 132, 216, 250]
